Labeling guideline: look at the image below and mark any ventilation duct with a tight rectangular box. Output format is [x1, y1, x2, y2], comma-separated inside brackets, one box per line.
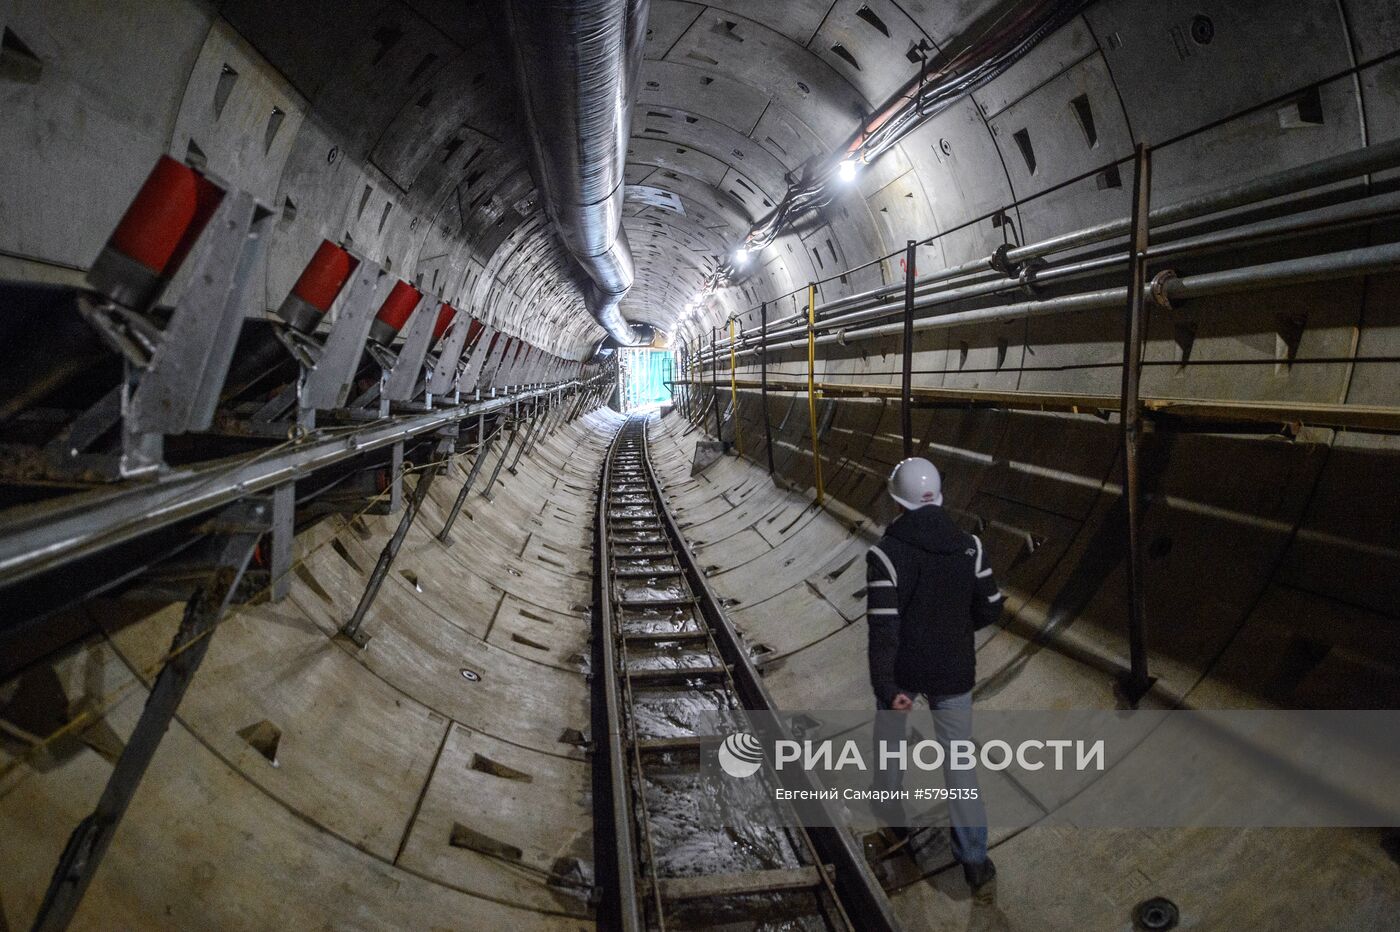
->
[504, 0, 647, 346]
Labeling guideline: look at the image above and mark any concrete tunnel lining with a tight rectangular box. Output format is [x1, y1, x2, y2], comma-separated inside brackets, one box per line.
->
[0, 0, 1398, 928]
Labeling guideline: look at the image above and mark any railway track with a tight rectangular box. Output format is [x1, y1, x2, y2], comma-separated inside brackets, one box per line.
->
[593, 415, 901, 931]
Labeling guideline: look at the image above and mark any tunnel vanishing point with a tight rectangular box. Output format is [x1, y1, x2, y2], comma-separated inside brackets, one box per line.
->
[0, 0, 1398, 929]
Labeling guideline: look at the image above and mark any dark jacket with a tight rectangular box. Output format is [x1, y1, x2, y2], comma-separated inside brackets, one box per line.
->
[866, 505, 1003, 702]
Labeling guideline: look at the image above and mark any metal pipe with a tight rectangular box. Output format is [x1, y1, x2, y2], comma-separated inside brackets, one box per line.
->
[738, 240, 1400, 357]
[1119, 144, 1154, 705]
[702, 144, 1400, 364]
[901, 240, 916, 459]
[0, 382, 581, 588]
[1003, 135, 1400, 269]
[502, 0, 647, 345]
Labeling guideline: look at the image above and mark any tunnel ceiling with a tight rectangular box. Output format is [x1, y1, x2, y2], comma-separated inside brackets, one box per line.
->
[214, 0, 1039, 357]
[617, 0, 1022, 336]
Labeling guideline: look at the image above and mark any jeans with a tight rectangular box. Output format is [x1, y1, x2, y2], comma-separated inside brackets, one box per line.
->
[873, 689, 989, 866]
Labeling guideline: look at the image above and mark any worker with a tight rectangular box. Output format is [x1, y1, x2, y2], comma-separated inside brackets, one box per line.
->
[866, 456, 1003, 891]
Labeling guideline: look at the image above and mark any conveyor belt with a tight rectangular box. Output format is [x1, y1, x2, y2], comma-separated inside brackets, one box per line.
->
[593, 415, 901, 931]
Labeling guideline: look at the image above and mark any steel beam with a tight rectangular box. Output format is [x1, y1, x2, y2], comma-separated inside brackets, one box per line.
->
[901, 239, 916, 459]
[0, 381, 592, 590]
[1119, 143, 1155, 705]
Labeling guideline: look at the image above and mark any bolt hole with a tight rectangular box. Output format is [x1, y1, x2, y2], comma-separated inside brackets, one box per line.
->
[1190, 14, 1214, 45]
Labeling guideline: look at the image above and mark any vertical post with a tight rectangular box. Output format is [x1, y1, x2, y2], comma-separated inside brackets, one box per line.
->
[678, 342, 688, 421]
[902, 239, 917, 459]
[760, 302, 775, 475]
[683, 341, 694, 425]
[268, 481, 296, 601]
[387, 441, 404, 513]
[710, 326, 722, 440]
[806, 283, 825, 507]
[1120, 142, 1154, 705]
[684, 342, 693, 422]
[727, 318, 743, 454]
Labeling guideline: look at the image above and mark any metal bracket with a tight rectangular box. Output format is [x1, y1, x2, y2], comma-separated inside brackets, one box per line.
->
[1150, 269, 1179, 309]
[989, 242, 1021, 278]
[384, 293, 439, 401]
[1017, 256, 1048, 299]
[454, 326, 498, 395]
[430, 315, 475, 389]
[129, 191, 273, 435]
[301, 257, 388, 410]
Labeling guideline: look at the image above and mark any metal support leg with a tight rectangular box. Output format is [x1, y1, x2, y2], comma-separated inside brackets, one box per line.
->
[479, 423, 518, 501]
[507, 405, 540, 474]
[387, 441, 404, 513]
[1119, 142, 1155, 705]
[902, 239, 917, 459]
[439, 418, 492, 542]
[268, 482, 295, 601]
[806, 283, 825, 507]
[524, 397, 556, 455]
[341, 444, 447, 646]
[31, 499, 268, 932]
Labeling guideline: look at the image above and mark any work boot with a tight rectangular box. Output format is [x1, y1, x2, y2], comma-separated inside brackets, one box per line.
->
[962, 857, 996, 891]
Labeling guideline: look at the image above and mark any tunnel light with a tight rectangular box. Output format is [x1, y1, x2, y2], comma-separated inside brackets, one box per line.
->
[838, 158, 858, 182]
[734, 246, 749, 266]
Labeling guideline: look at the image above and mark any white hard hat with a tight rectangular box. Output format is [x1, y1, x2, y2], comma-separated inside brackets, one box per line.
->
[889, 457, 943, 510]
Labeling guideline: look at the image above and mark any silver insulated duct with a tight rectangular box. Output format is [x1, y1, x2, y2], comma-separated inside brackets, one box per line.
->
[504, 0, 647, 346]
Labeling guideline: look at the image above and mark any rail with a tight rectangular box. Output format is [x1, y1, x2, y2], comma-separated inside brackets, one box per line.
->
[592, 415, 900, 930]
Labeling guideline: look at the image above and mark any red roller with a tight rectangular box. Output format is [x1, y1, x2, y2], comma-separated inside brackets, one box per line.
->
[463, 319, 485, 348]
[368, 280, 422, 344]
[88, 155, 225, 310]
[276, 239, 359, 331]
[431, 302, 457, 343]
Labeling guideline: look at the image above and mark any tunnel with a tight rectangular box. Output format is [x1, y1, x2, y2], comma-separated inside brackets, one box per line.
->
[1, 0, 1398, 929]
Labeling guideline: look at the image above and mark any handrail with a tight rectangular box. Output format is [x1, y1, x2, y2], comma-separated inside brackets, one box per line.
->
[692, 377, 1400, 434]
[695, 143, 1400, 364]
[0, 376, 609, 587]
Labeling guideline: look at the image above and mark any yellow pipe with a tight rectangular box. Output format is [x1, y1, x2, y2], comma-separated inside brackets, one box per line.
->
[806, 283, 825, 506]
[728, 318, 743, 452]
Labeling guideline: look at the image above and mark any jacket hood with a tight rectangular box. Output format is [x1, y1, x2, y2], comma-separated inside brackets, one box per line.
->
[887, 505, 965, 554]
